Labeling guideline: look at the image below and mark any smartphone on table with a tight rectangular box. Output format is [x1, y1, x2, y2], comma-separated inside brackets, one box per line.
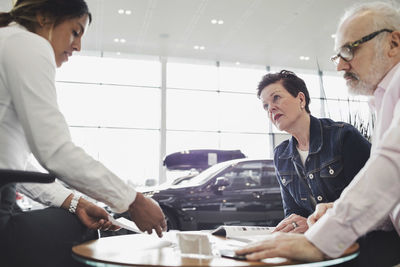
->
[219, 249, 248, 260]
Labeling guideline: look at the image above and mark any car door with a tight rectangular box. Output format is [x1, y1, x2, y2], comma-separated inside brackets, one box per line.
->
[194, 160, 283, 229]
[259, 162, 284, 225]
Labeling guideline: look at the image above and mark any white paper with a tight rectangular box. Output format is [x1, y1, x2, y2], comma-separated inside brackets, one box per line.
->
[108, 215, 143, 234]
[212, 225, 274, 237]
[176, 232, 213, 256]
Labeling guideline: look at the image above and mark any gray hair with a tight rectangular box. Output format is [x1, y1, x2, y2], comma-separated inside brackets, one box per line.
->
[339, 2, 400, 32]
[337, 2, 400, 48]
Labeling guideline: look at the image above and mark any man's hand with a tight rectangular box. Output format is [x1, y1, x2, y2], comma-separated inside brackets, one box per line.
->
[128, 192, 166, 237]
[307, 202, 334, 227]
[273, 214, 308, 233]
[235, 232, 325, 262]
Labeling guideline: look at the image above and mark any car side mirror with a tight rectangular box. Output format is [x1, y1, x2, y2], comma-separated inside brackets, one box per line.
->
[214, 177, 230, 192]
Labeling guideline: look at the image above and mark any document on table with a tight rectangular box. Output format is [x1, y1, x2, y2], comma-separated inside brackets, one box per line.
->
[107, 215, 143, 233]
[211, 225, 274, 243]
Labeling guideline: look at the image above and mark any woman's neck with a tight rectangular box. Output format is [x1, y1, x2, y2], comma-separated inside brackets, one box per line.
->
[290, 114, 310, 151]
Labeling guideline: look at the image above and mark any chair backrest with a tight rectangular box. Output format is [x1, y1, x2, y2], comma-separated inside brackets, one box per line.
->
[0, 169, 56, 189]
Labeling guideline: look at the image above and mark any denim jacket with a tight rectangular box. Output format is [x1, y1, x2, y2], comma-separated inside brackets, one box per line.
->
[274, 115, 371, 218]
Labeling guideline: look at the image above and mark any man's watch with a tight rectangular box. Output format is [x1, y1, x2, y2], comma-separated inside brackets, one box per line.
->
[69, 194, 80, 213]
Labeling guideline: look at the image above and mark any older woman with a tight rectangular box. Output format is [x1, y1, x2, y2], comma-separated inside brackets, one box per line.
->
[258, 70, 371, 233]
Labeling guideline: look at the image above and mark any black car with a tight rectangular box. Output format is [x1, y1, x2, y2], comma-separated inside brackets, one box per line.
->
[143, 158, 284, 231]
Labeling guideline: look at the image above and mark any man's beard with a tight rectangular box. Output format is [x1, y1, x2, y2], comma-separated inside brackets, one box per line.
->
[344, 50, 388, 96]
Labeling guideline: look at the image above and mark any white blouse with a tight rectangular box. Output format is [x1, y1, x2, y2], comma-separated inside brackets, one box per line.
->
[0, 23, 136, 212]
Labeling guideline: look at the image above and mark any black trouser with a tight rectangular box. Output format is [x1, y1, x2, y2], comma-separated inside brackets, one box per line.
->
[337, 229, 400, 267]
[0, 184, 98, 267]
[357, 230, 400, 267]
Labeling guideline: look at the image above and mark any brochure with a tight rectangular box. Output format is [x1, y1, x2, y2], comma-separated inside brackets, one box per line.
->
[108, 215, 143, 234]
[211, 225, 274, 243]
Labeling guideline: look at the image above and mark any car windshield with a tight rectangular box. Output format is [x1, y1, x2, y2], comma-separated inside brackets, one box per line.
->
[182, 160, 236, 186]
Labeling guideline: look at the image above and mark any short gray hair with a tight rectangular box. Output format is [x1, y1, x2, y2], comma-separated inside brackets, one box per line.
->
[338, 2, 400, 33]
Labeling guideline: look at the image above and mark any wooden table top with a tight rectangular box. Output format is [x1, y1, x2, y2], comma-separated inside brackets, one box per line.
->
[72, 232, 359, 267]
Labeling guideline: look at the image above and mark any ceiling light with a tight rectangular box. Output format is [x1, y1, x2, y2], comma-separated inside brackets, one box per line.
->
[114, 38, 126, 44]
[116, 52, 121, 55]
[235, 62, 240, 65]
[331, 34, 336, 39]
[193, 45, 199, 50]
[211, 19, 224, 25]
[299, 56, 310, 61]
[118, 9, 132, 15]
[199, 46, 205, 50]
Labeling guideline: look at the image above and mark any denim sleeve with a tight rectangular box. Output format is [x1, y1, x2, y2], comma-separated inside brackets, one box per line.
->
[341, 126, 371, 184]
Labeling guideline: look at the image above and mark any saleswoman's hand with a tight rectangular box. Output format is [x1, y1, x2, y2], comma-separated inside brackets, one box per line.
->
[62, 193, 120, 231]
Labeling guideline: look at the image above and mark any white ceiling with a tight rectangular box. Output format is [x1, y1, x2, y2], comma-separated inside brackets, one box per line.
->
[1, 0, 398, 71]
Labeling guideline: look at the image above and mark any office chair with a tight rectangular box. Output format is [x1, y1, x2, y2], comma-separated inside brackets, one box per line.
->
[0, 169, 56, 190]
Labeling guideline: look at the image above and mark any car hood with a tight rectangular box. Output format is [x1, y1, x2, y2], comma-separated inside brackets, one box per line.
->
[140, 182, 198, 194]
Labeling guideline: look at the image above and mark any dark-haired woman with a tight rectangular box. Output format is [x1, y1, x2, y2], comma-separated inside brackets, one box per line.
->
[258, 70, 371, 234]
[0, 1, 165, 266]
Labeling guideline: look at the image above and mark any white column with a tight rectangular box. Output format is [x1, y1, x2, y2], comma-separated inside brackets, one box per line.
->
[318, 70, 326, 118]
[158, 57, 167, 184]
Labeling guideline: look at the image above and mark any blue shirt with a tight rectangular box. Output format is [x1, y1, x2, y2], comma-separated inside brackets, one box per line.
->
[274, 115, 371, 217]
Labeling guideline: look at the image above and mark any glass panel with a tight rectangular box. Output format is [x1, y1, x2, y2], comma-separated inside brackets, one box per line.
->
[324, 98, 370, 126]
[297, 72, 321, 99]
[273, 133, 291, 150]
[349, 101, 373, 125]
[219, 66, 266, 93]
[219, 92, 268, 133]
[69, 127, 159, 186]
[348, 101, 374, 139]
[322, 73, 350, 100]
[166, 131, 220, 155]
[167, 62, 218, 90]
[271, 124, 286, 134]
[310, 97, 322, 118]
[325, 99, 352, 122]
[166, 89, 219, 131]
[219, 133, 270, 159]
[56, 56, 160, 87]
[56, 82, 160, 129]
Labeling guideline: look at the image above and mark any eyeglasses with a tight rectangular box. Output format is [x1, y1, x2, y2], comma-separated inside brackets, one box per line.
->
[330, 29, 393, 65]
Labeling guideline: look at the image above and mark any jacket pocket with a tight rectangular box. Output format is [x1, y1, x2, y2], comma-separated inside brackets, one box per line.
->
[319, 158, 343, 178]
[319, 158, 346, 199]
[278, 172, 294, 187]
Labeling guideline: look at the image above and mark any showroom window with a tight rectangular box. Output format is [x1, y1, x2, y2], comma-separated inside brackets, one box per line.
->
[56, 55, 161, 186]
[55, 55, 371, 185]
[166, 61, 271, 162]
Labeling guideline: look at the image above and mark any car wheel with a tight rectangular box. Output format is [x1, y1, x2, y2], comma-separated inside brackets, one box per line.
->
[164, 209, 178, 230]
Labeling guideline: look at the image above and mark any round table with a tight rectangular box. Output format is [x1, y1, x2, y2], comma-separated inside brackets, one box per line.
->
[72, 232, 359, 267]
